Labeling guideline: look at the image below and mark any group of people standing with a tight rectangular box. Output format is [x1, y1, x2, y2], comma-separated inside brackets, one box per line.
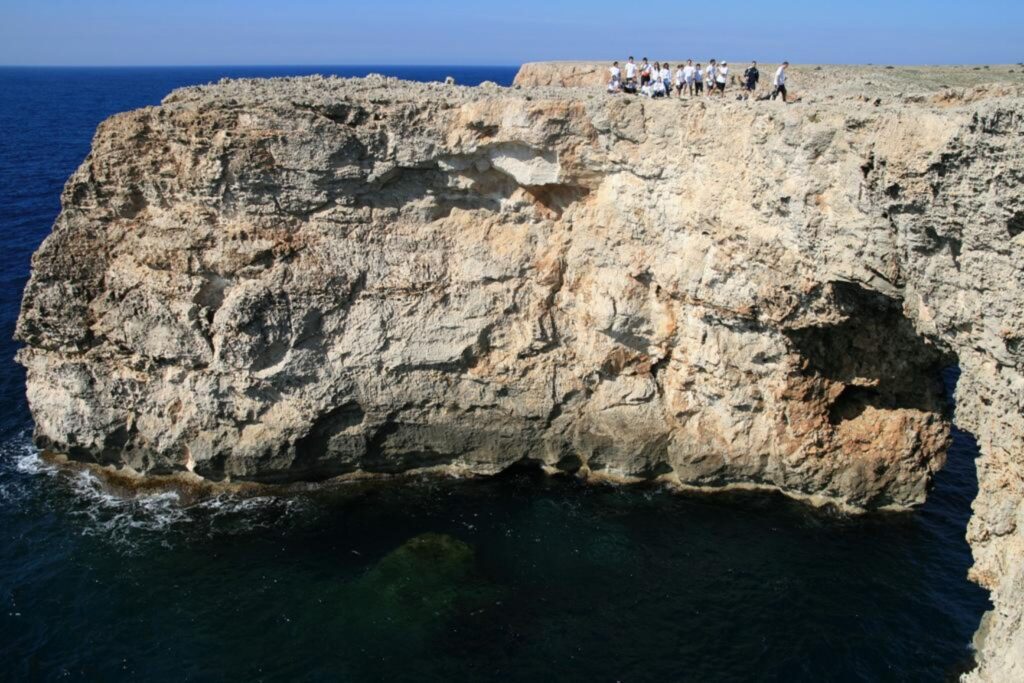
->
[607, 57, 789, 101]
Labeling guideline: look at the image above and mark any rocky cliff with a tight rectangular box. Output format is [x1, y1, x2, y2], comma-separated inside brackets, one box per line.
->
[15, 69, 1024, 679]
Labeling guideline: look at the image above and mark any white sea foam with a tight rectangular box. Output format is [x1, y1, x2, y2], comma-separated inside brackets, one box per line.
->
[0, 434, 49, 503]
[196, 493, 306, 519]
[65, 470, 311, 551]
[71, 469, 191, 545]
[11, 440, 53, 477]
[2, 433, 310, 552]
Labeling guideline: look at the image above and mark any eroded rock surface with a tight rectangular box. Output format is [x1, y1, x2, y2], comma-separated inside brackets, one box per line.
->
[15, 70, 1024, 679]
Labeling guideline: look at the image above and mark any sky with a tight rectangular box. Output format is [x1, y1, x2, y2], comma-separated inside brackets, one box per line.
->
[1, 0, 1022, 66]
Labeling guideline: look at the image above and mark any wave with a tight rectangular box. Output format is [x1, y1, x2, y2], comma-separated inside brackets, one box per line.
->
[0, 431, 53, 503]
[2, 435, 314, 553]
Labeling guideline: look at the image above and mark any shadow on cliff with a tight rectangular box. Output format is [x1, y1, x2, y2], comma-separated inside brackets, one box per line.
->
[350, 160, 590, 222]
[784, 281, 952, 424]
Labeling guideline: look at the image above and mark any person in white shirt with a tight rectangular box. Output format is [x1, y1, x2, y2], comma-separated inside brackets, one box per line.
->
[625, 57, 638, 84]
[674, 64, 686, 97]
[694, 62, 704, 94]
[771, 61, 789, 101]
[651, 77, 667, 98]
[716, 61, 729, 93]
[683, 60, 696, 96]
[607, 61, 622, 93]
[705, 61, 717, 96]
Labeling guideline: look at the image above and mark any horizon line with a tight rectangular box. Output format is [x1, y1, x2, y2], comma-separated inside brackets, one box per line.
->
[0, 63, 523, 69]
[1, 61, 1021, 69]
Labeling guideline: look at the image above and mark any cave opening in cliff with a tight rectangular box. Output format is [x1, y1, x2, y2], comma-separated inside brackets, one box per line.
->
[785, 281, 953, 424]
[779, 280, 991, 674]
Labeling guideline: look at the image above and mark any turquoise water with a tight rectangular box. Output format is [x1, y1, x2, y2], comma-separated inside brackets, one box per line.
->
[0, 67, 990, 682]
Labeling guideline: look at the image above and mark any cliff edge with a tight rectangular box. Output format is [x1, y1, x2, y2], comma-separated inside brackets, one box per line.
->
[16, 68, 1024, 679]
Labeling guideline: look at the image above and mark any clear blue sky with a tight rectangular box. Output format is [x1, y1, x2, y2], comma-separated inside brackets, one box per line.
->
[1, 0, 1022, 66]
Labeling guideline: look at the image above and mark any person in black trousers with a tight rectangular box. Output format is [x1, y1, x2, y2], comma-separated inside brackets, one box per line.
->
[771, 61, 789, 101]
[742, 61, 760, 99]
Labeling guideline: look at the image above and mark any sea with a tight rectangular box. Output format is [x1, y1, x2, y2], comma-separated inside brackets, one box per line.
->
[0, 66, 992, 682]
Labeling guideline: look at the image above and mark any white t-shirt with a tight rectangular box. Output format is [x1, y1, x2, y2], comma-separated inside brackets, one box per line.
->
[683, 65, 696, 81]
[706, 65, 716, 82]
[675, 68, 685, 84]
[625, 62, 637, 79]
[774, 66, 787, 85]
[640, 63, 651, 76]
[652, 79, 666, 95]
[660, 67, 671, 81]
[610, 66, 621, 81]
[717, 66, 729, 83]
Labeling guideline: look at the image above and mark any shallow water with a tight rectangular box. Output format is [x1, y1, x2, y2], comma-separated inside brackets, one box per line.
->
[0, 66, 991, 682]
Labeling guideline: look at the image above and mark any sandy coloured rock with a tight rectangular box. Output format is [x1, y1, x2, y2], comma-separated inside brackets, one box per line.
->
[15, 67, 1024, 680]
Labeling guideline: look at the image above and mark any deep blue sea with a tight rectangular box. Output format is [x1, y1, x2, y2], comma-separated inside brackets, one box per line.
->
[0, 66, 991, 682]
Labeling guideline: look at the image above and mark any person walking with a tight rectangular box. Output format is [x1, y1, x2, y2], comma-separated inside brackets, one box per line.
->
[771, 61, 789, 101]
[743, 61, 760, 99]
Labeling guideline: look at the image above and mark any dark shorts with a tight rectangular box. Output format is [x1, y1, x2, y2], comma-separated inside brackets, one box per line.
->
[716, 81, 726, 91]
[695, 82, 703, 92]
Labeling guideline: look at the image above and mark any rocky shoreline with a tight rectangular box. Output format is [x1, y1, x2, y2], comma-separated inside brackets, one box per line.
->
[16, 66, 1024, 680]
[38, 446, 883, 519]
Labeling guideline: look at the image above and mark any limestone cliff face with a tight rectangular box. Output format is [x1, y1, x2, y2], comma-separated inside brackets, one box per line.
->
[15, 71, 1024, 679]
[515, 62, 610, 88]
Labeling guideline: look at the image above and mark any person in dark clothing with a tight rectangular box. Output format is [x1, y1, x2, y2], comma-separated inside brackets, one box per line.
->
[743, 61, 760, 98]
